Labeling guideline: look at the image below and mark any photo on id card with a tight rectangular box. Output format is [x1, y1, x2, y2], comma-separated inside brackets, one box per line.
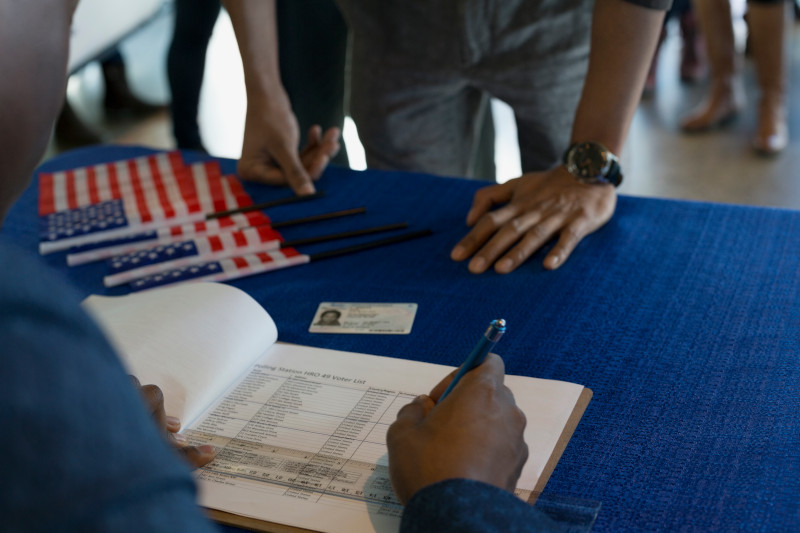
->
[309, 302, 418, 334]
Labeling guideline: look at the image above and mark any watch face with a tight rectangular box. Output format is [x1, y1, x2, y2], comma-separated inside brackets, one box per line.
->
[567, 142, 610, 181]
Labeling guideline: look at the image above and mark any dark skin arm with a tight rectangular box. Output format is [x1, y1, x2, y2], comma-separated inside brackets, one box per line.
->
[451, 0, 665, 273]
[221, 0, 340, 195]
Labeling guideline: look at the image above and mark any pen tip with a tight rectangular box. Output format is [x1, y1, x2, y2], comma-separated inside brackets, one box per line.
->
[492, 318, 506, 330]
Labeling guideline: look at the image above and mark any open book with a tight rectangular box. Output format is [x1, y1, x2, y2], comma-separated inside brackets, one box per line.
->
[83, 283, 591, 533]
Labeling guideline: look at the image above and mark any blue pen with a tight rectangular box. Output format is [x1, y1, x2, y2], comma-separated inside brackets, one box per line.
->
[439, 318, 507, 401]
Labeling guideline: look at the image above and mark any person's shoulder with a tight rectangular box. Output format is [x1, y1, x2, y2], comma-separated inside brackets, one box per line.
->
[0, 238, 218, 533]
[0, 237, 118, 371]
[0, 238, 83, 310]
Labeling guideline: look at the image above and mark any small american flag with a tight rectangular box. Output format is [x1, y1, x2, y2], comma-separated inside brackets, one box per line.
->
[65, 174, 270, 265]
[103, 225, 285, 287]
[128, 248, 310, 292]
[39, 151, 186, 215]
[38, 156, 244, 254]
[65, 211, 269, 266]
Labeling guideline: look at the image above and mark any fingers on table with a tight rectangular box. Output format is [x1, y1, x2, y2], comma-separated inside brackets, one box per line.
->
[271, 141, 316, 196]
[456, 199, 613, 273]
[457, 202, 561, 274]
[476, 208, 555, 274]
[465, 182, 515, 227]
[542, 216, 593, 270]
[237, 158, 288, 187]
[301, 125, 340, 180]
[452, 202, 520, 264]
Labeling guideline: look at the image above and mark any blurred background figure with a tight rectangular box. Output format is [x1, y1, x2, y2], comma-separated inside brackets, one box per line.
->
[681, 0, 793, 155]
[275, 0, 349, 168]
[167, 0, 350, 167]
[643, 0, 706, 97]
[55, 50, 162, 149]
[47, 0, 800, 211]
[167, 0, 220, 154]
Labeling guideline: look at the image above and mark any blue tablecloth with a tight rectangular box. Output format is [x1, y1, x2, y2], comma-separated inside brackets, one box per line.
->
[4, 146, 799, 531]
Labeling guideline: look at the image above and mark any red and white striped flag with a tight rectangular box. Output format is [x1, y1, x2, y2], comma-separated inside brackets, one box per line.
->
[65, 211, 269, 266]
[103, 225, 286, 287]
[128, 248, 310, 292]
[39, 151, 187, 216]
[38, 156, 255, 254]
[65, 173, 270, 265]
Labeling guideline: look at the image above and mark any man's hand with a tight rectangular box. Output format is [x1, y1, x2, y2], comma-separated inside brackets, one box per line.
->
[450, 166, 616, 273]
[237, 93, 341, 196]
[132, 377, 215, 469]
[222, 0, 340, 196]
[386, 353, 528, 504]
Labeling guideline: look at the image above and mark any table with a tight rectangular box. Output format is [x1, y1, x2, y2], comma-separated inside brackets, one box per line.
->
[4, 146, 798, 531]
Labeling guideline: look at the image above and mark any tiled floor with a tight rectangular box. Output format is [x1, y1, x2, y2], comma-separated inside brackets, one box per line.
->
[57, 8, 800, 210]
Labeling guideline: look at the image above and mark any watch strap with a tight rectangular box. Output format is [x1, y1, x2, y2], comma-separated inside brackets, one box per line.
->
[604, 158, 623, 187]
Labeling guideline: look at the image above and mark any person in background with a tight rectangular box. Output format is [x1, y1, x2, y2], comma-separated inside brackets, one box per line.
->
[231, 0, 671, 275]
[643, 0, 706, 96]
[167, 0, 350, 169]
[166, 0, 221, 153]
[55, 50, 163, 148]
[0, 2, 560, 531]
[681, 0, 792, 155]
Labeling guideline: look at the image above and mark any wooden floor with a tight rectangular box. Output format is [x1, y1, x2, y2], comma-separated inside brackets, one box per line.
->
[55, 9, 800, 210]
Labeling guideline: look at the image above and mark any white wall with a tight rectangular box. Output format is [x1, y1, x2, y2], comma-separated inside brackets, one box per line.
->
[68, 0, 165, 72]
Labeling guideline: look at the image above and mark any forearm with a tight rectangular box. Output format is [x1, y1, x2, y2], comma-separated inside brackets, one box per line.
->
[223, 0, 337, 193]
[222, 0, 287, 106]
[570, 0, 665, 153]
[0, 0, 78, 222]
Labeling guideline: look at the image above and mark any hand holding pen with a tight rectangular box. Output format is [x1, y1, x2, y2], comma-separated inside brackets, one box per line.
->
[386, 320, 528, 504]
[439, 318, 507, 401]
[386, 352, 528, 503]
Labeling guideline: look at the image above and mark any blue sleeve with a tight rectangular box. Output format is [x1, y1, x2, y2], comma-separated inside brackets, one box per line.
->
[400, 479, 567, 533]
[0, 241, 218, 533]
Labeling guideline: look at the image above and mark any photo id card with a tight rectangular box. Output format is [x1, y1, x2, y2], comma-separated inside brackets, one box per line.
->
[309, 302, 418, 334]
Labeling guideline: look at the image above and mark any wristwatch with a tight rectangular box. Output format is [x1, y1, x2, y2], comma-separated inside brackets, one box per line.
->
[562, 141, 623, 187]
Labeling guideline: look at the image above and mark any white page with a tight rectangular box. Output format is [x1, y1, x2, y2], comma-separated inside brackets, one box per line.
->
[82, 283, 277, 426]
[186, 343, 584, 533]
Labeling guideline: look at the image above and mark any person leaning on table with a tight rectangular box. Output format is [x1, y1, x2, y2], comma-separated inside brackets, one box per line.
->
[0, 2, 563, 531]
[231, 0, 672, 275]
